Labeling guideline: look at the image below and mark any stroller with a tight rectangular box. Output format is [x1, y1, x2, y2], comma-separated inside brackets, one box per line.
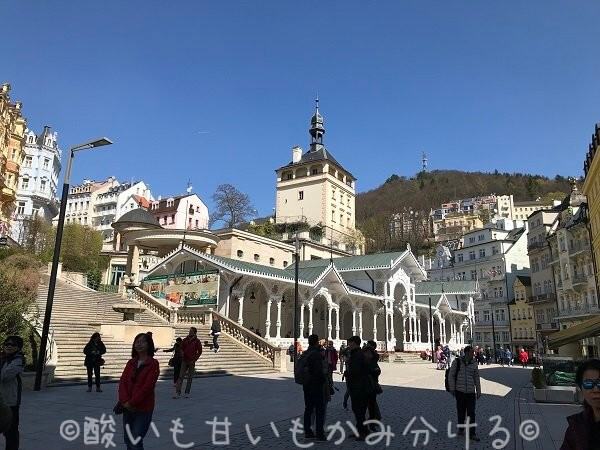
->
[436, 352, 448, 370]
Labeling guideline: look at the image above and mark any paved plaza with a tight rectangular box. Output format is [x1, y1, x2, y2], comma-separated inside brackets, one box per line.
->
[20, 361, 580, 450]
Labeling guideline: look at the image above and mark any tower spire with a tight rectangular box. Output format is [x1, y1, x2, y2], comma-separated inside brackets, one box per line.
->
[309, 96, 325, 151]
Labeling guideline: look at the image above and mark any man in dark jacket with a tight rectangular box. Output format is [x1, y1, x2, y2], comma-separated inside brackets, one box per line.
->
[346, 336, 369, 440]
[175, 327, 203, 399]
[302, 334, 326, 440]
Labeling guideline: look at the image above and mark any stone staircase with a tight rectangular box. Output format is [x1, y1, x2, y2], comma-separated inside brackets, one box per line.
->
[34, 276, 278, 384]
[393, 352, 431, 364]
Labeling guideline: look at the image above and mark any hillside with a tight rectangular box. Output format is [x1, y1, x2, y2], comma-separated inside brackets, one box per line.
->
[355, 170, 575, 254]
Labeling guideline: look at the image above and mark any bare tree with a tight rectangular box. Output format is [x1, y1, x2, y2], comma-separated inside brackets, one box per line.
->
[210, 184, 255, 228]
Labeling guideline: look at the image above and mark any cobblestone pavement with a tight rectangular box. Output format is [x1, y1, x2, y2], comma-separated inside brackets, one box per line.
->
[20, 362, 574, 450]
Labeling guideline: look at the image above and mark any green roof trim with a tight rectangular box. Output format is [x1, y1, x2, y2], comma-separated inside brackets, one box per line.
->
[415, 294, 442, 305]
[415, 280, 478, 295]
[287, 251, 408, 273]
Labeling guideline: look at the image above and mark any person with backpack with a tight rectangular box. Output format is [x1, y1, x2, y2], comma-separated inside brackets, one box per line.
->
[83, 332, 107, 393]
[448, 345, 481, 442]
[295, 334, 326, 441]
[346, 336, 370, 440]
[175, 327, 203, 399]
[162, 337, 183, 386]
[1, 336, 25, 450]
[210, 320, 221, 353]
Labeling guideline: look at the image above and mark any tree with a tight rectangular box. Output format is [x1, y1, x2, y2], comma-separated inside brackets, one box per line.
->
[60, 223, 105, 272]
[210, 184, 255, 228]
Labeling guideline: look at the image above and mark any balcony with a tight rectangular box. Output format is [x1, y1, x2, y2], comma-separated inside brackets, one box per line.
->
[536, 322, 559, 331]
[571, 275, 589, 287]
[559, 303, 600, 318]
[569, 243, 591, 257]
[527, 292, 557, 304]
[527, 241, 546, 252]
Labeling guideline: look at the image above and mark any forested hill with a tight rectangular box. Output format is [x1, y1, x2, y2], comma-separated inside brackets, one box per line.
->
[355, 170, 574, 254]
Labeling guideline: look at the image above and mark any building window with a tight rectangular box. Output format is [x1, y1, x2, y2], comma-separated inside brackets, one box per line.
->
[332, 211, 336, 222]
[503, 331, 510, 342]
[492, 246, 498, 255]
[469, 251, 475, 260]
[40, 180, 46, 191]
[298, 191, 304, 200]
[457, 254, 463, 262]
[479, 249, 486, 258]
[283, 261, 288, 267]
[21, 178, 29, 189]
[24, 156, 32, 168]
[43, 158, 49, 170]
[254, 254, 260, 262]
[237, 250, 244, 258]
[470, 270, 477, 280]
[478, 234, 484, 241]
[269, 257, 275, 266]
[484, 310, 490, 321]
[312, 168, 318, 175]
[469, 237, 475, 244]
[16, 202, 25, 215]
[286, 173, 293, 180]
[11, 149, 16, 160]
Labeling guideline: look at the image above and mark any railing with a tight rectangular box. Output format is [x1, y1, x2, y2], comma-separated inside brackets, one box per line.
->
[132, 287, 173, 323]
[571, 276, 589, 286]
[176, 309, 208, 325]
[569, 243, 591, 256]
[527, 241, 546, 251]
[210, 310, 280, 367]
[559, 304, 600, 317]
[536, 322, 559, 330]
[96, 284, 119, 293]
[527, 293, 556, 303]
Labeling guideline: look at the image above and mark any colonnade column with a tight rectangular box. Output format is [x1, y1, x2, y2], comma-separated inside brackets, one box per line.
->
[335, 308, 340, 341]
[352, 310, 357, 335]
[417, 317, 422, 343]
[299, 304, 305, 338]
[358, 309, 363, 341]
[265, 298, 273, 339]
[276, 299, 282, 339]
[373, 313, 378, 342]
[327, 305, 333, 341]
[308, 301, 314, 336]
[237, 296, 244, 326]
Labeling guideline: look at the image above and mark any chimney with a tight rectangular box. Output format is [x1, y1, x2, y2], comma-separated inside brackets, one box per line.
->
[292, 146, 303, 164]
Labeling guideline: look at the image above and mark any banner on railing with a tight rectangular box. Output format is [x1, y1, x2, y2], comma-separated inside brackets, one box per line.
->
[142, 269, 219, 306]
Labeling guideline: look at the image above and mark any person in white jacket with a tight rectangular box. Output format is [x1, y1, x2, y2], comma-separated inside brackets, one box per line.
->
[448, 345, 481, 442]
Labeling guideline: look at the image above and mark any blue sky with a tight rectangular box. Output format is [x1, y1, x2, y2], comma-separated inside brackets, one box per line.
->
[4, 1, 600, 218]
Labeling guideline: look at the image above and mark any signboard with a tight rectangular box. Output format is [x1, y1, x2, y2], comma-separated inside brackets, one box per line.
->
[142, 269, 219, 307]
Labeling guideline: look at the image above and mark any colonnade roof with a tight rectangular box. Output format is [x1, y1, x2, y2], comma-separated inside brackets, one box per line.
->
[414, 280, 479, 295]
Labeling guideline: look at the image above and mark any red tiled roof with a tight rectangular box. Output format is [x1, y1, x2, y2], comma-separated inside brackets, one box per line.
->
[133, 195, 150, 209]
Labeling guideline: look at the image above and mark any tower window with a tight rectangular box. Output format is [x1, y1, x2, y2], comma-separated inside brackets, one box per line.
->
[312, 168, 318, 175]
[237, 250, 244, 258]
[269, 257, 275, 266]
[254, 254, 260, 262]
[298, 191, 304, 200]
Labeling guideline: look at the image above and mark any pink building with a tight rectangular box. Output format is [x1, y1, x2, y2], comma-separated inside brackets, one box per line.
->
[148, 194, 209, 230]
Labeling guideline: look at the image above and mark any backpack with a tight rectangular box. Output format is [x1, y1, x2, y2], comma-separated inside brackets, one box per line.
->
[445, 358, 461, 392]
[294, 351, 312, 385]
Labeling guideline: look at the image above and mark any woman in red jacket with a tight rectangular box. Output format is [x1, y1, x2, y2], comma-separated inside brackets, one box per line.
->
[118, 332, 160, 450]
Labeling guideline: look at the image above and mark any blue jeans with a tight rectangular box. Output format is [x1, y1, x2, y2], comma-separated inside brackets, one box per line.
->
[123, 411, 153, 450]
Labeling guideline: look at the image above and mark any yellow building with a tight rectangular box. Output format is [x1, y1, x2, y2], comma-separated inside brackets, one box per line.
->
[432, 213, 483, 243]
[509, 275, 536, 354]
[583, 123, 600, 290]
[0, 83, 26, 233]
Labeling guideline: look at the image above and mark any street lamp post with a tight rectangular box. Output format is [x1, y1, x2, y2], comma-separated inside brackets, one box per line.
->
[34, 138, 113, 391]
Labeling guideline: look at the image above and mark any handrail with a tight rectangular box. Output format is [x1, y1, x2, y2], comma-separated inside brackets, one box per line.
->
[211, 309, 278, 365]
[131, 287, 173, 324]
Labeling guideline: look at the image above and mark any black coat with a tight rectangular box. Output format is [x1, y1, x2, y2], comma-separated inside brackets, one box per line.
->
[83, 341, 106, 367]
[346, 347, 369, 397]
[305, 346, 326, 387]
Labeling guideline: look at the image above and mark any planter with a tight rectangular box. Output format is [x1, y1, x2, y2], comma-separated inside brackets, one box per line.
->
[21, 370, 53, 390]
[533, 386, 579, 404]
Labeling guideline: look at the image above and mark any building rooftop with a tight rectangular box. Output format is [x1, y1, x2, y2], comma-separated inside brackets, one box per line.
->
[114, 208, 161, 228]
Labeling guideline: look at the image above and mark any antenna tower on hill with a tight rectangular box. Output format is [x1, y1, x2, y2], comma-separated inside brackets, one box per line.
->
[422, 151, 428, 172]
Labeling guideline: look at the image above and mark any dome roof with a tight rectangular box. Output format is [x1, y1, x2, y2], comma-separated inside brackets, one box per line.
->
[114, 208, 161, 228]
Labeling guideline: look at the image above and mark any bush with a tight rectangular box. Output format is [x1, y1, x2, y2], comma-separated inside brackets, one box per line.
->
[87, 268, 102, 290]
[531, 367, 546, 388]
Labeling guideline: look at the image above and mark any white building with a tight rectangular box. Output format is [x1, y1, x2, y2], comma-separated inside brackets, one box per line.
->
[148, 193, 208, 231]
[11, 126, 61, 243]
[426, 219, 531, 353]
[93, 180, 152, 248]
[62, 177, 117, 227]
[496, 195, 558, 221]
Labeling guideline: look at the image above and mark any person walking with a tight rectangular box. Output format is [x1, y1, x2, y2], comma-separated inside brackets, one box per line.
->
[325, 341, 338, 392]
[448, 345, 482, 442]
[299, 334, 327, 441]
[339, 342, 348, 374]
[83, 332, 106, 393]
[210, 320, 221, 353]
[519, 349, 529, 368]
[505, 349, 513, 367]
[0, 336, 24, 450]
[346, 336, 370, 440]
[175, 327, 203, 399]
[117, 332, 160, 450]
[364, 341, 382, 430]
[560, 358, 600, 450]
[162, 337, 183, 386]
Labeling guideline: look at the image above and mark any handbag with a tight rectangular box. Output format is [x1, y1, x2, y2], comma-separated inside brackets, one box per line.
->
[99, 358, 105, 366]
[168, 358, 175, 367]
[113, 401, 124, 415]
